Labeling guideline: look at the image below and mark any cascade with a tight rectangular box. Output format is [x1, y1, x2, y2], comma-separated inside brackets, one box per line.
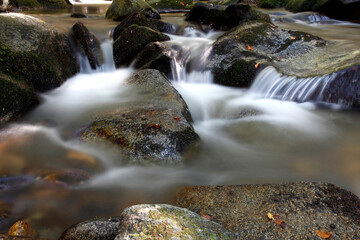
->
[250, 66, 337, 103]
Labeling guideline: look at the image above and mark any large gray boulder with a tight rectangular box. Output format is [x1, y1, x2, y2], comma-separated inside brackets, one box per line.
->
[79, 69, 199, 166]
[173, 182, 360, 239]
[59, 204, 235, 240]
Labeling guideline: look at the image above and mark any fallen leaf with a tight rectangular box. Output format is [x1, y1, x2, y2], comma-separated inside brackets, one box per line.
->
[290, 36, 296, 40]
[255, 62, 260, 68]
[267, 213, 274, 220]
[275, 220, 285, 225]
[44, 174, 57, 181]
[180, 1, 184, 5]
[315, 230, 331, 239]
[148, 124, 161, 129]
[247, 45, 253, 51]
[173, 117, 181, 121]
[201, 214, 213, 220]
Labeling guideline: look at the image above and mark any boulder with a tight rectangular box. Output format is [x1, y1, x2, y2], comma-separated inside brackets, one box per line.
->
[147, 0, 193, 10]
[79, 69, 199, 166]
[59, 204, 235, 240]
[0, 74, 39, 126]
[113, 24, 170, 67]
[258, 0, 289, 8]
[112, 13, 176, 41]
[286, 0, 360, 22]
[8, 220, 37, 239]
[0, 13, 78, 92]
[59, 217, 122, 240]
[70, 22, 103, 70]
[173, 182, 360, 239]
[116, 204, 235, 239]
[105, 0, 160, 21]
[207, 21, 327, 87]
[11, 0, 70, 9]
[133, 42, 172, 75]
[186, 3, 270, 30]
[0, 13, 78, 125]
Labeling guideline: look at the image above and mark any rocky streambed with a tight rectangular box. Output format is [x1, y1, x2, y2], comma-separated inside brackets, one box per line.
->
[1, 1, 360, 239]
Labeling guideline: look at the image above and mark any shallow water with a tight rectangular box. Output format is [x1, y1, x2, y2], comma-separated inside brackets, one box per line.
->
[1, 7, 360, 239]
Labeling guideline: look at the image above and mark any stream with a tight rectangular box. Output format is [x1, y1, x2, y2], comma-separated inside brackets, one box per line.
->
[1, 6, 360, 239]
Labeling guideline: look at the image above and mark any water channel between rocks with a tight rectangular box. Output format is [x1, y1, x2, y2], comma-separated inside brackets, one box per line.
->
[1, 6, 360, 239]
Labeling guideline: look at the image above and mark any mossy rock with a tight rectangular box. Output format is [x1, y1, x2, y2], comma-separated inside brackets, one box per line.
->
[0, 13, 78, 92]
[258, 0, 289, 8]
[0, 74, 39, 127]
[105, 0, 160, 20]
[147, 0, 192, 9]
[79, 69, 198, 166]
[11, 0, 70, 9]
[113, 24, 170, 67]
[286, 0, 317, 12]
[117, 204, 236, 239]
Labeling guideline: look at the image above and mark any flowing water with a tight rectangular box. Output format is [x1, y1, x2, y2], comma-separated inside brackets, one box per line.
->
[1, 7, 360, 239]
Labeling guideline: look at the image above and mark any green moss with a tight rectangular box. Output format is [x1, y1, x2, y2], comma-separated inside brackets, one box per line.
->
[286, 0, 316, 12]
[258, 0, 289, 8]
[147, 0, 192, 9]
[0, 75, 38, 125]
[0, 40, 61, 92]
[37, 0, 70, 8]
[214, 59, 258, 88]
[11, 0, 41, 8]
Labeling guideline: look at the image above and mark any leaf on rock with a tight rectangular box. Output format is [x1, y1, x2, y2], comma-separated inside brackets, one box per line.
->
[315, 230, 331, 239]
[201, 214, 214, 220]
[173, 117, 181, 121]
[247, 45, 253, 51]
[180, 1, 184, 5]
[290, 36, 296, 40]
[267, 213, 274, 220]
[255, 62, 260, 68]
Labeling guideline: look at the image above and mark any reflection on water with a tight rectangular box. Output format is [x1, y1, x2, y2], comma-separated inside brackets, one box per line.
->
[1, 7, 360, 239]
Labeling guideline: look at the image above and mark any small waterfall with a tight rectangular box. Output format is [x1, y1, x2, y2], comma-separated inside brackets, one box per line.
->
[166, 27, 221, 83]
[250, 66, 337, 103]
[77, 40, 116, 73]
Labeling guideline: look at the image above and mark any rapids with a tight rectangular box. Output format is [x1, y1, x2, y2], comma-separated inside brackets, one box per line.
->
[1, 7, 360, 239]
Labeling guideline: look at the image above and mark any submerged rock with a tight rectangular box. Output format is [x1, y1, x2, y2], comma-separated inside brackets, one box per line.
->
[70, 22, 103, 70]
[79, 69, 199, 166]
[113, 24, 170, 67]
[173, 182, 360, 239]
[59, 204, 235, 240]
[8, 220, 37, 239]
[105, 0, 160, 21]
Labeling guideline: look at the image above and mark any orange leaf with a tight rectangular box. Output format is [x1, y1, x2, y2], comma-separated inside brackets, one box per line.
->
[201, 214, 213, 220]
[255, 62, 260, 68]
[180, 1, 184, 5]
[173, 117, 181, 121]
[315, 230, 331, 239]
[275, 220, 285, 225]
[290, 36, 296, 40]
[247, 45, 253, 51]
[148, 123, 161, 129]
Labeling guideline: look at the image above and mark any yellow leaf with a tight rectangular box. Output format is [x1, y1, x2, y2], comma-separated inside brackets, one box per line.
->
[267, 213, 274, 220]
[315, 230, 332, 239]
